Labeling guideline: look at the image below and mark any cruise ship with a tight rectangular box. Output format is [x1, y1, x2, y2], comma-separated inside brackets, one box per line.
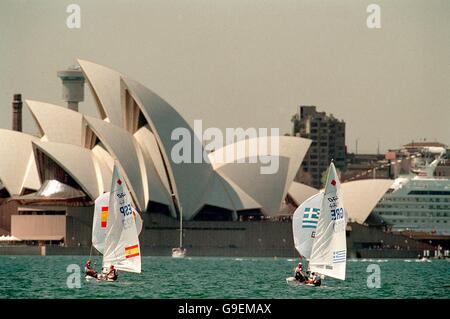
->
[372, 147, 450, 235]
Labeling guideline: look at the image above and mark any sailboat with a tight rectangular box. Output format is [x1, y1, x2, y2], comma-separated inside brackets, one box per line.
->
[287, 162, 347, 286]
[88, 164, 143, 281]
[172, 206, 187, 258]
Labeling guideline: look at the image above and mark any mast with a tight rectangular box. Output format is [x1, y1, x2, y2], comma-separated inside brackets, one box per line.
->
[179, 205, 183, 248]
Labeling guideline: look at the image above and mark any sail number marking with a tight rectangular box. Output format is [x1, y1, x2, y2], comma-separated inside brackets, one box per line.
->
[331, 208, 344, 220]
[327, 196, 339, 202]
[120, 204, 133, 216]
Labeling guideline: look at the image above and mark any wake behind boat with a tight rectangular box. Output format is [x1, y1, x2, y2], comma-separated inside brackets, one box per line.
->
[287, 162, 347, 287]
[85, 164, 143, 282]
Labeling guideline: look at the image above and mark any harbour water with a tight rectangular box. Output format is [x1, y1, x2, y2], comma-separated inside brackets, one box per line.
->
[0, 256, 449, 299]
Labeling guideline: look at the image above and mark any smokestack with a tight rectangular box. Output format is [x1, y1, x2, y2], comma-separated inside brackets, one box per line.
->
[57, 65, 85, 112]
[12, 93, 22, 132]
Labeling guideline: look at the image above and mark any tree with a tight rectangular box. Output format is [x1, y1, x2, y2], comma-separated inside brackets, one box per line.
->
[291, 113, 300, 136]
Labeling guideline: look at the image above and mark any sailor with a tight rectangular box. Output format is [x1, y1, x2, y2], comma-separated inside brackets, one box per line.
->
[84, 260, 97, 278]
[294, 262, 306, 282]
[307, 272, 322, 287]
[313, 273, 322, 286]
[106, 265, 118, 281]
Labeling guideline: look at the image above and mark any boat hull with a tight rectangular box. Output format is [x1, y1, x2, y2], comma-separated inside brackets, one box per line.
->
[285, 276, 315, 287]
[172, 247, 187, 258]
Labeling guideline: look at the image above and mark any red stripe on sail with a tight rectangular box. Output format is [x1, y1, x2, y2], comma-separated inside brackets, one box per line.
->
[125, 252, 140, 259]
[101, 206, 108, 228]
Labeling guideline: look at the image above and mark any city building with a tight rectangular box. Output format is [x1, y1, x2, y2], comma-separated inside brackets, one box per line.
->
[57, 65, 85, 112]
[385, 141, 449, 178]
[291, 106, 346, 188]
[341, 153, 393, 182]
[435, 161, 450, 178]
[342, 141, 450, 182]
[402, 141, 447, 155]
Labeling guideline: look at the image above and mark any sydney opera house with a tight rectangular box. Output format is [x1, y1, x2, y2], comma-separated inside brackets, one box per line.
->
[0, 59, 413, 256]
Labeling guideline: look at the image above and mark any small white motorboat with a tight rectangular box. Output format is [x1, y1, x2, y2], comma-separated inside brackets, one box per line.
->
[172, 247, 187, 258]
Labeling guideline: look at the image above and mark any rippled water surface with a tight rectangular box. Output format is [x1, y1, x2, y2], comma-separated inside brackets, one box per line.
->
[0, 256, 449, 298]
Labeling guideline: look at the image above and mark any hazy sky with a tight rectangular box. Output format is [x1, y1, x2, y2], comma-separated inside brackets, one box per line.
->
[1, 0, 449, 153]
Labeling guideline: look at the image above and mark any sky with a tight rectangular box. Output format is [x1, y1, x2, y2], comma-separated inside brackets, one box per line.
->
[1, 0, 449, 154]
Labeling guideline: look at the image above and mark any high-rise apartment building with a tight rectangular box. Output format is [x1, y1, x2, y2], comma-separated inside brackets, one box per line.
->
[292, 106, 346, 188]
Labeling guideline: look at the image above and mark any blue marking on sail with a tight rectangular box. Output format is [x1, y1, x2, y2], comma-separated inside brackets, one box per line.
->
[302, 207, 320, 229]
[333, 250, 346, 263]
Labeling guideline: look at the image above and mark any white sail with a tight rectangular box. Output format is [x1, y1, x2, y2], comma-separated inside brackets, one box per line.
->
[92, 192, 110, 254]
[102, 165, 141, 273]
[133, 206, 143, 235]
[309, 163, 347, 280]
[92, 192, 143, 255]
[292, 191, 323, 259]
